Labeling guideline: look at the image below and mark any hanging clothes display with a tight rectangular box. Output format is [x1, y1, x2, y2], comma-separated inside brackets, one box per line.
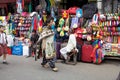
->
[17, 0, 23, 13]
[45, 0, 51, 14]
[29, 2, 32, 13]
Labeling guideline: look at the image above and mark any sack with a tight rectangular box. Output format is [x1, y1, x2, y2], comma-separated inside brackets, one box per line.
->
[23, 45, 29, 56]
[12, 45, 23, 56]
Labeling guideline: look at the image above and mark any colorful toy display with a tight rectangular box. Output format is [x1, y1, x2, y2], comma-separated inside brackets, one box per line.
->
[91, 13, 120, 57]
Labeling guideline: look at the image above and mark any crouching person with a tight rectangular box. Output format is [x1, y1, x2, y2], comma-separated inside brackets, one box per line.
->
[38, 17, 58, 72]
[60, 29, 78, 65]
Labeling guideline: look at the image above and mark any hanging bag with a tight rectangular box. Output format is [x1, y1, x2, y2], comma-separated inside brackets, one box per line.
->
[68, 7, 78, 15]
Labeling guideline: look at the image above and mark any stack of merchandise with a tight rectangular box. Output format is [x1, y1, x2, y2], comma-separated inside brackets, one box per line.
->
[91, 13, 120, 57]
[13, 14, 32, 37]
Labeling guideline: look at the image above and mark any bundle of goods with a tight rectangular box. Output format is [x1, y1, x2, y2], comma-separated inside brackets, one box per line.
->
[74, 27, 92, 41]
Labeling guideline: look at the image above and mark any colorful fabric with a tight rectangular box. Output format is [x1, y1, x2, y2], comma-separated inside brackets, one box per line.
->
[38, 29, 54, 42]
[40, 28, 55, 59]
[91, 40, 104, 64]
[33, 17, 38, 31]
[45, 35, 55, 59]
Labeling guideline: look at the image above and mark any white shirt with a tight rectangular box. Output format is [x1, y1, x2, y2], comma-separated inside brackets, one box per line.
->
[0, 33, 7, 44]
[66, 34, 77, 52]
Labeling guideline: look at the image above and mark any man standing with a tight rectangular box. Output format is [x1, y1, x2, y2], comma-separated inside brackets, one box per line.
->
[0, 26, 8, 64]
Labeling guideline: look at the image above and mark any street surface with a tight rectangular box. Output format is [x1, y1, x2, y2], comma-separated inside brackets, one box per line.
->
[0, 55, 119, 80]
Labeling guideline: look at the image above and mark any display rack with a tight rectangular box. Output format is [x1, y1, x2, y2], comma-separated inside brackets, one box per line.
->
[13, 14, 32, 37]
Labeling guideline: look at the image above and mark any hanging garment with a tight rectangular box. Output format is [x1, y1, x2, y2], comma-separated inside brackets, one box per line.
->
[33, 16, 38, 31]
[39, 0, 46, 10]
[50, 0, 55, 7]
[92, 14, 99, 24]
[17, 2, 22, 13]
[38, 17, 43, 32]
[70, 17, 79, 28]
[76, 8, 83, 18]
[45, 0, 51, 14]
[29, 2, 32, 13]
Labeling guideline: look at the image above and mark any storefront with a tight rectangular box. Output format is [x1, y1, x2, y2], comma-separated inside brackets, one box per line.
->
[88, 0, 120, 14]
[0, 0, 31, 16]
[102, 0, 118, 13]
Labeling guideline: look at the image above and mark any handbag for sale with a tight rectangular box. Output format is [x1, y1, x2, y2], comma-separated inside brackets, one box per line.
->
[68, 7, 79, 15]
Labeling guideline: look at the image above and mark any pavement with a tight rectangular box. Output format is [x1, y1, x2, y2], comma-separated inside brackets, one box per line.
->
[0, 55, 120, 80]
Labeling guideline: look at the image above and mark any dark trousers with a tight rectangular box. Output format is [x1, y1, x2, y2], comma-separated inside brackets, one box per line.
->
[29, 45, 36, 57]
[41, 50, 55, 68]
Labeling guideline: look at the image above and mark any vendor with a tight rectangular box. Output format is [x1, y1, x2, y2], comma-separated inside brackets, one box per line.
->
[60, 28, 78, 64]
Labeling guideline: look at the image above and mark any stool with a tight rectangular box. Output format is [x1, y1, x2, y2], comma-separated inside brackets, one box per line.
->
[66, 49, 77, 65]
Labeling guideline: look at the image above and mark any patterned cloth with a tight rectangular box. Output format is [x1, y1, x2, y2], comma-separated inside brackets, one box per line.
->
[40, 28, 55, 59]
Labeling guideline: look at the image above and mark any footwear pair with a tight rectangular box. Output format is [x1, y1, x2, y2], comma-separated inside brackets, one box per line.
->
[3, 61, 8, 65]
[42, 63, 49, 68]
[26, 56, 31, 58]
[61, 60, 69, 64]
[52, 67, 58, 72]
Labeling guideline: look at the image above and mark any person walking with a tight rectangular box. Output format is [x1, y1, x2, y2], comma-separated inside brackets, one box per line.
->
[0, 26, 8, 64]
[38, 17, 58, 72]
